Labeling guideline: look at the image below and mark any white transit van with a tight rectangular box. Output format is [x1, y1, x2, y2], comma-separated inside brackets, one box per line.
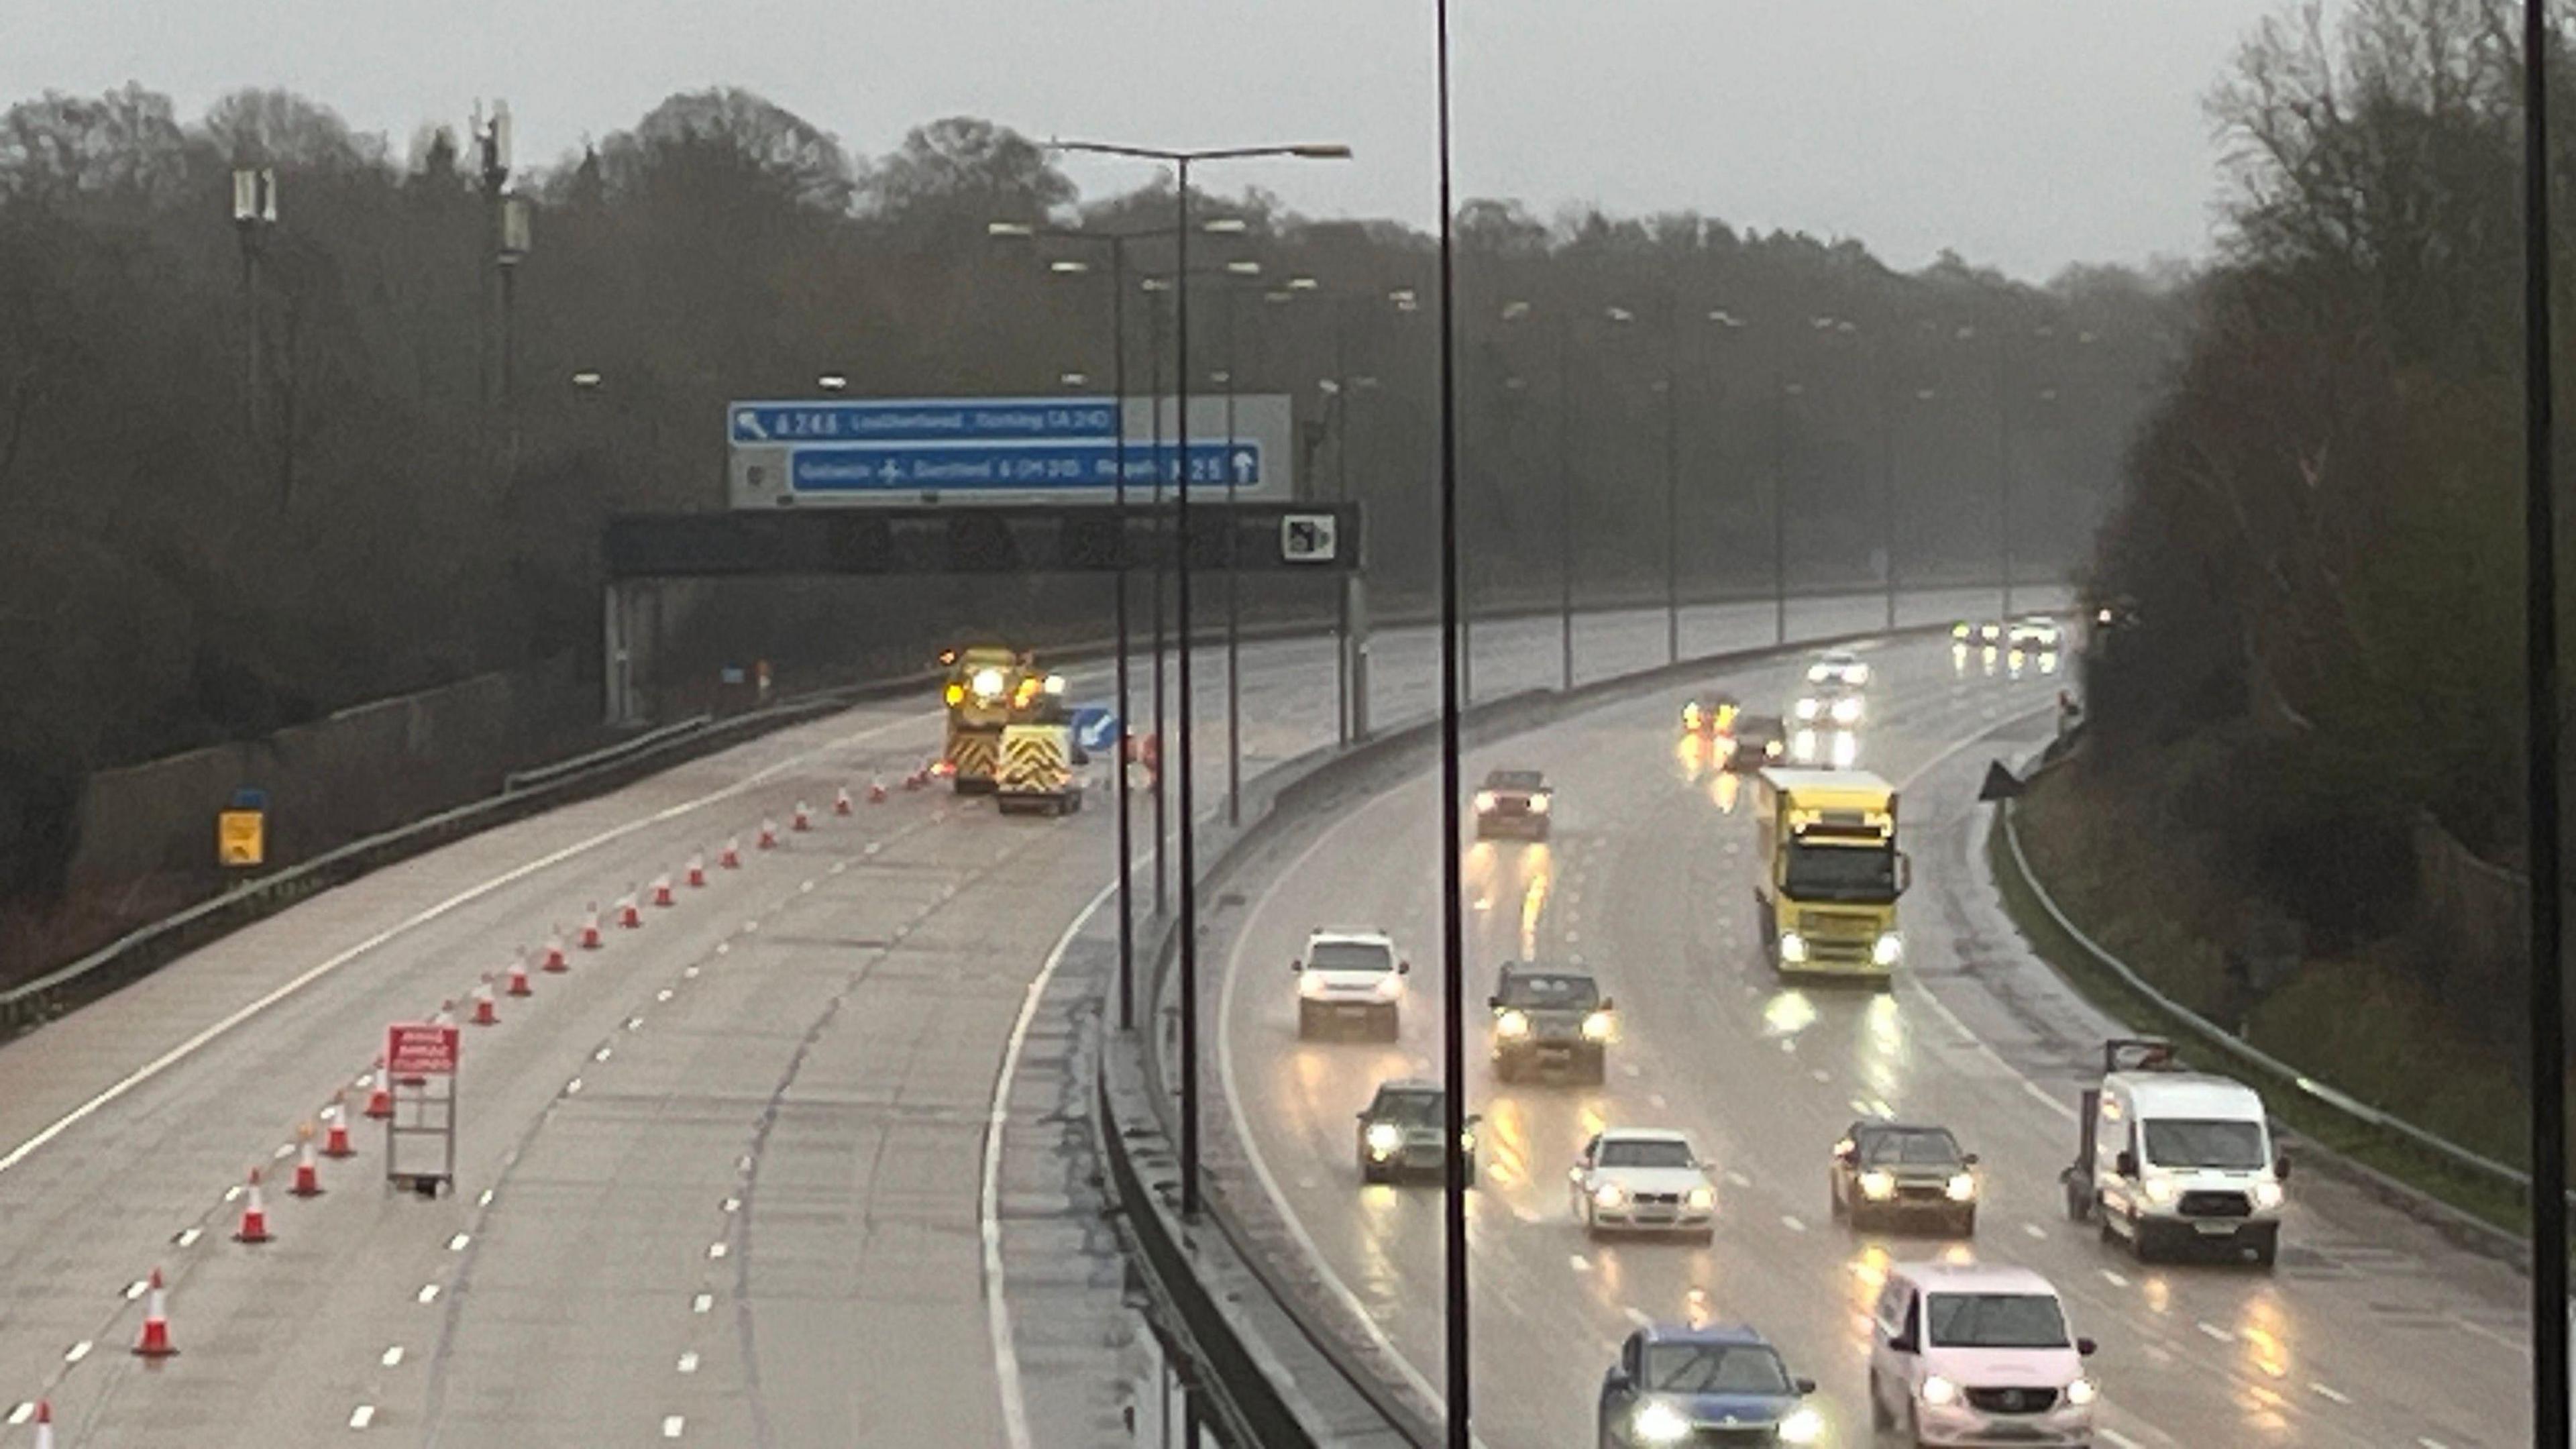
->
[2061, 1038, 2289, 1268]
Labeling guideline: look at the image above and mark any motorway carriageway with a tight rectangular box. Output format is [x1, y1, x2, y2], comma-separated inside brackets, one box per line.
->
[0, 586, 2018, 1448]
[1212, 631, 2532, 1449]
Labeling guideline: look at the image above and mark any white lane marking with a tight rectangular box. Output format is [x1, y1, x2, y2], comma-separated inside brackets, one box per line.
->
[1781, 1214, 1807, 1232]
[800, 881, 815, 894]
[1724, 1171, 1752, 1188]
[223, 1184, 243, 1202]
[983, 876, 1118, 1449]
[721, 1196, 740, 1214]
[273, 1142, 296, 1160]
[661, 1415, 685, 1438]
[565, 1077, 583, 1095]
[349, 1405, 376, 1430]
[2194, 1320, 2234, 1343]
[124, 1278, 148, 1300]
[2100, 1269, 2129, 1289]
[594, 1046, 613, 1063]
[417, 1283, 439, 1304]
[446, 1233, 470, 1252]
[714, 943, 730, 957]
[2099, 1430, 2143, 1449]
[708, 1242, 727, 1260]
[382, 1346, 405, 1367]
[1808, 1069, 1830, 1083]
[627, 1016, 645, 1030]
[1621, 1306, 1652, 1328]
[1570, 1254, 1591, 1273]
[2308, 1381, 2351, 1405]
[2022, 1222, 2047, 1240]
[677, 1350, 700, 1375]
[64, 1339, 91, 1363]
[0, 706, 931, 1183]
[477, 1188, 494, 1207]
[2451, 1315, 2528, 1355]
[657, 989, 674, 1002]
[692, 1293, 712, 1314]
[683, 967, 700, 979]
[4, 1404, 30, 1426]
[2420, 1438, 2453, 1448]
[173, 1226, 201, 1248]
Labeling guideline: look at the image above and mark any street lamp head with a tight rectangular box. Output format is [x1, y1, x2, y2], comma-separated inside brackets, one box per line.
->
[1051, 259, 1091, 274]
[1318, 378, 1342, 395]
[1915, 387, 1937, 401]
[570, 371, 603, 389]
[1203, 217, 1250, 235]
[1605, 305, 1635, 323]
[1061, 371, 1089, 387]
[817, 374, 849, 391]
[1140, 276, 1173, 292]
[1835, 319, 1856, 334]
[1500, 300, 1532, 321]
[1289, 143, 1352, 159]
[1287, 275, 1321, 291]
[1708, 309, 1743, 327]
[1210, 370, 1231, 384]
[986, 221, 1036, 238]
[1224, 259, 1263, 276]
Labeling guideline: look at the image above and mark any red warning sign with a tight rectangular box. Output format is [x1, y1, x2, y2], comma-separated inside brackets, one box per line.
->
[384, 1022, 460, 1077]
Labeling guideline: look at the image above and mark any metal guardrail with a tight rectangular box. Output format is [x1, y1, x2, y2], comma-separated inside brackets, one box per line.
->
[502, 714, 711, 792]
[1996, 755, 2537, 1197]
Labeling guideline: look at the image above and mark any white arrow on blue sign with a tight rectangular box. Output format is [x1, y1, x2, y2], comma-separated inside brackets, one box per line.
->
[1071, 708, 1120, 754]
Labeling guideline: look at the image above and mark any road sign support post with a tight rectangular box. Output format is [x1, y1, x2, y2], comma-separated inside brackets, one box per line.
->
[1344, 570, 1371, 741]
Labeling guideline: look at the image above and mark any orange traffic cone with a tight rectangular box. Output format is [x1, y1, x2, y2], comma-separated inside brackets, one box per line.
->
[508, 958, 533, 998]
[686, 855, 706, 888]
[869, 777, 888, 804]
[132, 1270, 176, 1357]
[903, 767, 925, 792]
[323, 1098, 355, 1158]
[720, 837, 742, 868]
[291, 1128, 323, 1198]
[234, 1167, 273, 1243]
[618, 894, 642, 929]
[431, 1000, 455, 1028]
[757, 819, 778, 849]
[834, 786, 853, 816]
[364, 1062, 393, 1120]
[792, 801, 812, 831]
[580, 908, 603, 950]
[543, 936, 570, 973]
[30, 1399, 53, 1448]
[652, 875, 674, 907]
[472, 977, 500, 1026]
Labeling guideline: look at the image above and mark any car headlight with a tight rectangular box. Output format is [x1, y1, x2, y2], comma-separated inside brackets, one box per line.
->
[1581, 1010, 1615, 1042]
[971, 667, 1006, 697]
[1831, 731, 1859, 768]
[2252, 1179, 2285, 1210]
[1495, 1008, 1530, 1038]
[1042, 673, 1067, 695]
[1474, 790, 1497, 812]
[1946, 1171, 1978, 1202]
[1980, 623, 2001, 640]
[1779, 930, 1809, 963]
[1593, 1182, 1629, 1209]
[1461, 1128, 1477, 1152]
[1860, 1169, 1896, 1201]
[1682, 704, 1701, 728]
[1953, 621, 1972, 639]
[2065, 1377, 2099, 1408]
[1872, 932, 1903, 967]
[1794, 698, 1820, 721]
[1364, 1123, 1403, 1159]
[1374, 973, 1405, 1000]
[1299, 973, 1330, 1000]
[944, 682, 966, 706]
[1831, 696, 1862, 724]
[1778, 1403, 1825, 1444]
[2141, 1175, 2179, 1205]
[1685, 1184, 1714, 1210]
[1631, 1399, 1690, 1445]
[1920, 1374, 1962, 1407]
[1849, 664, 1871, 686]
[1529, 794, 1550, 813]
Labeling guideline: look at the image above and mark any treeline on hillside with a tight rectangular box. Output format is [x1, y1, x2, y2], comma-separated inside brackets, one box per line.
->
[2082, 0, 2552, 1048]
[0, 82, 2178, 905]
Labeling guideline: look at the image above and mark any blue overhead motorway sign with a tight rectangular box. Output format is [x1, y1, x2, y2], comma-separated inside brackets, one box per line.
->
[728, 398, 1116, 446]
[789, 441, 1260, 494]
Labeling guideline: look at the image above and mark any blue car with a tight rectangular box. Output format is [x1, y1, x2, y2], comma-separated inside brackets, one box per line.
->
[1598, 1323, 1824, 1447]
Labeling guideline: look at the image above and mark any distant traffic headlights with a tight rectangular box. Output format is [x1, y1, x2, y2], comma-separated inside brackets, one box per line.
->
[1581, 1009, 1615, 1042]
[1778, 931, 1810, 964]
[2065, 1377, 2100, 1408]
[1629, 1400, 1690, 1445]
[1945, 1171, 1978, 1202]
[1495, 1008, 1532, 1039]
[1872, 932, 1904, 967]
[2252, 1179, 2286, 1211]
[1364, 1123, 1403, 1160]
[1778, 1404, 1825, 1444]
[1684, 1184, 1715, 1211]
[1859, 1169, 1898, 1201]
[1593, 1182, 1631, 1210]
[1474, 790, 1497, 812]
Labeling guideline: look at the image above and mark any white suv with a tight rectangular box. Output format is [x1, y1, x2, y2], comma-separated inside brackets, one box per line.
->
[1293, 929, 1409, 1040]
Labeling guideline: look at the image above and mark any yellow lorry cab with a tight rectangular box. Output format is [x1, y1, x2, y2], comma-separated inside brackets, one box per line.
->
[1752, 768, 1909, 981]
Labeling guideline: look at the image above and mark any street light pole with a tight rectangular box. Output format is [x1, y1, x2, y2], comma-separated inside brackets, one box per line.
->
[1772, 376, 1799, 645]
[1559, 313, 1576, 690]
[229, 166, 277, 484]
[1662, 318, 1680, 665]
[1432, 1, 1472, 1438]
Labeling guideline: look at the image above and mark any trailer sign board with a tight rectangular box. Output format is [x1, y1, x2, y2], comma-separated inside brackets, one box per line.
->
[729, 394, 1293, 509]
[386, 1022, 460, 1077]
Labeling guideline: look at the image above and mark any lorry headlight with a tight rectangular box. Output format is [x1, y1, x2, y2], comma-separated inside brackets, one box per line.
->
[971, 667, 1006, 698]
[1495, 1008, 1530, 1038]
[1778, 931, 1809, 963]
[1945, 1172, 1978, 1202]
[1365, 1123, 1403, 1159]
[1581, 1010, 1615, 1042]
[1920, 1374, 1962, 1407]
[1792, 728, 1817, 759]
[1631, 1400, 1690, 1445]
[1474, 790, 1497, 812]
[1686, 1184, 1715, 1210]
[1953, 621, 1972, 639]
[2252, 1180, 2284, 1210]
[1860, 1170, 1897, 1201]
[1778, 1405, 1825, 1444]
[1529, 794, 1550, 813]
[1593, 1183, 1629, 1209]
[1872, 932, 1904, 966]
[1794, 698, 1821, 721]
[1848, 663, 1871, 686]
[1831, 696, 1862, 724]
[1042, 673, 1067, 695]
[2141, 1175, 2179, 1205]
[1831, 732, 1859, 768]
[2065, 1377, 2098, 1407]
[1460, 1128, 1477, 1152]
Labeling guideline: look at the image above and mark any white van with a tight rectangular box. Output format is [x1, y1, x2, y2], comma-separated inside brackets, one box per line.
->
[1867, 1261, 2098, 1448]
[2080, 1061, 2288, 1267]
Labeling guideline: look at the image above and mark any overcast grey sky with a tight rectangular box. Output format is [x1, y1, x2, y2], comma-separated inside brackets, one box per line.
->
[2, 1, 2282, 280]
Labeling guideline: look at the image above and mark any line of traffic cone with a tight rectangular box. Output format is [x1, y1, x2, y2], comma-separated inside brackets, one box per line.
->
[617, 894, 642, 929]
[579, 908, 603, 949]
[235, 1167, 272, 1244]
[834, 786, 853, 816]
[543, 935, 570, 973]
[291, 1128, 324, 1198]
[132, 1270, 176, 1357]
[29, 1399, 52, 1446]
[868, 776, 888, 804]
[757, 819, 779, 849]
[364, 1060, 393, 1120]
[686, 854, 706, 888]
[323, 1097, 356, 1157]
[720, 837, 741, 869]
[652, 874, 674, 907]
[472, 977, 500, 1026]
[792, 801, 812, 831]
[508, 957, 533, 998]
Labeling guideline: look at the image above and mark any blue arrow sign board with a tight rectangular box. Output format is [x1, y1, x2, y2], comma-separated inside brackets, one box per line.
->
[730, 398, 1116, 446]
[1071, 707, 1119, 754]
[788, 441, 1259, 493]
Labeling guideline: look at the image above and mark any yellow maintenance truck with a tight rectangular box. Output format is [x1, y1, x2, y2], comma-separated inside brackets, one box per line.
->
[941, 646, 1067, 794]
[996, 718, 1086, 816]
[1752, 768, 1909, 983]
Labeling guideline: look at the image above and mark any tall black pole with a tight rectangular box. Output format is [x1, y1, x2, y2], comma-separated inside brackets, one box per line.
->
[1559, 314, 1576, 691]
[1149, 285, 1170, 919]
[1994, 328, 2016, 619]
[1112, 237, 1137, 1033]
[2524, 3, 2566, 1443]
[1879, 343, 1898, 632]
[1175, 156, 1203, 1222]
[1772, 374, 1790, 645]
[1662, 319, 1680, 664]
[1224, 286, 1243, 828]
[1334, 304, 1354, 741]
[1433, 2, 1471, 1441]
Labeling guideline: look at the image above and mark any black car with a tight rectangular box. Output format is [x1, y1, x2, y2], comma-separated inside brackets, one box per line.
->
[1829, 1120, 1981, 1234]
[1474, 768, 1554, 840]
[1489, 961, 1613, 1083]
[1355, 1079, 1479, 1185]
[1725, 713, 1786, 773]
